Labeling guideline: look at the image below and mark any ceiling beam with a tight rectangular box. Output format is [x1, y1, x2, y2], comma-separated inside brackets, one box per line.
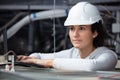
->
[0, 5, 119, 11]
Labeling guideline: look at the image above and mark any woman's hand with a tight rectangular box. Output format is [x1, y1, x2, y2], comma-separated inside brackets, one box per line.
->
[32, 59, 53, 68]
[17, 55, 35, 61]
[17, 55, 53, 68]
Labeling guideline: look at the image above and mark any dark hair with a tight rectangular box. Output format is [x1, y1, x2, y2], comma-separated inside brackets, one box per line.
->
[91, 21, 108, 47]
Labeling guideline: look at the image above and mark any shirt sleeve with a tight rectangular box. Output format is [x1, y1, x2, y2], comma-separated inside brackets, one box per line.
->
[53, 51, 118, 71]
[29, 53, 54, 59]
[29, 48, 75, 59]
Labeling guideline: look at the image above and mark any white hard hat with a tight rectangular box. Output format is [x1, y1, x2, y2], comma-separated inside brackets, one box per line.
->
[64, 2, 102, 26]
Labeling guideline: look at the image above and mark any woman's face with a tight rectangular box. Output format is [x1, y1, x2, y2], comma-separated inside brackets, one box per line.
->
[69, 25, 98, 49]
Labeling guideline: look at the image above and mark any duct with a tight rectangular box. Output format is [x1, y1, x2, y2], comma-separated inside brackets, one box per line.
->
[0, 9, 67, 42]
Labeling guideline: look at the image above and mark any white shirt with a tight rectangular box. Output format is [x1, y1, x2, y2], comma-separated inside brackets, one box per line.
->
[29, 47, 118, 71]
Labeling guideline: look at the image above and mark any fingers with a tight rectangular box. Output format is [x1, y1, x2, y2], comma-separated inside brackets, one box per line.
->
[20, 59, 33, 63]
[16, 55, 30, 61]
[17, 58, 37, 64]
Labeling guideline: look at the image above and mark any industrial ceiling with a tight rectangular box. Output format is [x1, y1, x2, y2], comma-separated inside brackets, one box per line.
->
[0, 0, 119, 10]
[0, 0, 120, 55]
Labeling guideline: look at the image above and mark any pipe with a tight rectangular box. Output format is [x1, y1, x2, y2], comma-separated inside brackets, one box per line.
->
[0, 9, 67, 42]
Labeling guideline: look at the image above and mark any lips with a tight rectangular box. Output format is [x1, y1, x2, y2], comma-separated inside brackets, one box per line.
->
[72, 40, 81, 43]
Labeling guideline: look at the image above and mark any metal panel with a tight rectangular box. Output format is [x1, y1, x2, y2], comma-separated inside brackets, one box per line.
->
[1, 66, 120, 80]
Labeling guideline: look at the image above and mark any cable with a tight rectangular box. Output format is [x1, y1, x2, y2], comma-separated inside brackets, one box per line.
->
[99, 5, 120, 44]
[99, 5, 120, 23]
[0, 12, 25, 33]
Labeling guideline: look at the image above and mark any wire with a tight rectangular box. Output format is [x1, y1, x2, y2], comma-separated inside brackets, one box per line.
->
[4, 50, 16, 62]
[99, 5, 120, 23]
[4, 50, 16, 56]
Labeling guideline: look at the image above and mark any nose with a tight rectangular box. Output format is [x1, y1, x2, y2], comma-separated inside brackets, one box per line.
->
[73, 30, 79, 37]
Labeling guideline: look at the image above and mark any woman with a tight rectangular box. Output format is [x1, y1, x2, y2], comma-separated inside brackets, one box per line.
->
[17, 2, 118, 71]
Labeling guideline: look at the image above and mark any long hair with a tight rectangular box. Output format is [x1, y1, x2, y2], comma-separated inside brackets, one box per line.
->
[91, 20, 108, 47]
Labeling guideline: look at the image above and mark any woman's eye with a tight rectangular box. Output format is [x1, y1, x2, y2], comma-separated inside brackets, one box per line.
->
[69, 27, 74, 31]
[70, 28, 74, 30]
[79, 27, 86, 30]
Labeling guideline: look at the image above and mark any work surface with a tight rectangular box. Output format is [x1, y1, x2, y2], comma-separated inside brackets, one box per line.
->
[0, 66, 120, 80]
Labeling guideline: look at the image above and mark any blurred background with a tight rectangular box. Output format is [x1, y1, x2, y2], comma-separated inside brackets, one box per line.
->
[0, 0, 119, 57]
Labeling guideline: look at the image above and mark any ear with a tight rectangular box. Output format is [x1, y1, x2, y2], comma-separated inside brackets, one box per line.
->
[93, 31, 98, 38]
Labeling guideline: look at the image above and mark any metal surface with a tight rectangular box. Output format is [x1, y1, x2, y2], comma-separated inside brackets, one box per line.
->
[0, 66, 120, 80]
